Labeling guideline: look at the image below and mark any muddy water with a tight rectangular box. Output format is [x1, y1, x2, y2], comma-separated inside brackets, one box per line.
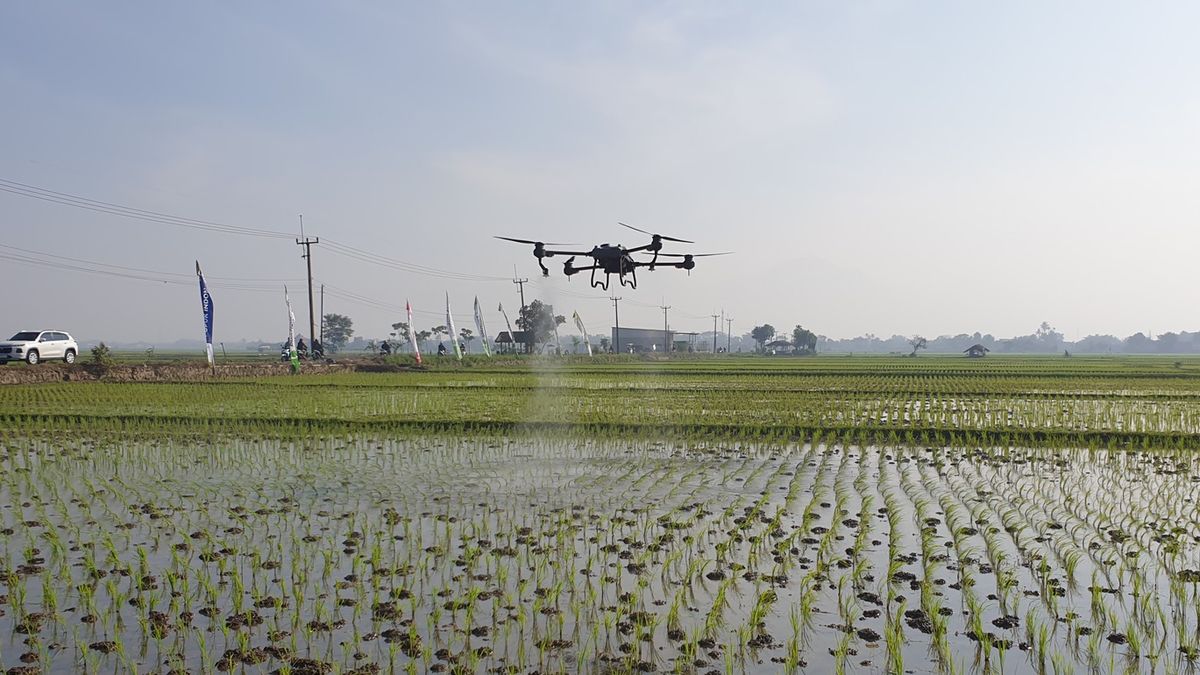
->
[1, 436, 1197, 673]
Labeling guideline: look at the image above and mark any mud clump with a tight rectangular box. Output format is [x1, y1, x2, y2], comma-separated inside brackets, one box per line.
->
[904, 609, 933, 634]
[857, 628, 882, 642]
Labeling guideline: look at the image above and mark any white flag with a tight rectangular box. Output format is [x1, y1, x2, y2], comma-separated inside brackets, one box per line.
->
[498, 302, 516, 352]
[285, 286, 299, 370]
[446, 293, 462, 360]
[406, 300, 421, 365]
[573, 311, 593, 356]
[474, 296, 492, 357]
[551, 304, 561, 354]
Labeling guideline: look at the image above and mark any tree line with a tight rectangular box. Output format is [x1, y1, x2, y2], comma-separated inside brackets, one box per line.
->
[815, 322, 1200, 354]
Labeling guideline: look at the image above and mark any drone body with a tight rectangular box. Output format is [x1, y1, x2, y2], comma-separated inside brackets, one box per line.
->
[496, 224, 728, 291]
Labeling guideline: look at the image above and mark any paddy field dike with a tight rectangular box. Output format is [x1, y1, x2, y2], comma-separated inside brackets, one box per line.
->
[1, 355, 1199, 674]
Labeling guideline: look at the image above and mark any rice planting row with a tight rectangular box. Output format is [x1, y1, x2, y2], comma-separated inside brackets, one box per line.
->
[2, 436, 1199, 674]
[4, 372, 1200, 445]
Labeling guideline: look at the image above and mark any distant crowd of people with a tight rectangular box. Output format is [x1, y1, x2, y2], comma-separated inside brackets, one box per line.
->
[378, 340, 464, 357]
[280, 337, 324, 361]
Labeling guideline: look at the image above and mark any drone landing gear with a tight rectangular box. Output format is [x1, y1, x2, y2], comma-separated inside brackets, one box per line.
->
[619, 266, 638, 289]
[589, 267, 608, 291]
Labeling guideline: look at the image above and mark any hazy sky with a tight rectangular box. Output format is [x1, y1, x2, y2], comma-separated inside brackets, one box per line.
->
[3, 2, 1199, 344]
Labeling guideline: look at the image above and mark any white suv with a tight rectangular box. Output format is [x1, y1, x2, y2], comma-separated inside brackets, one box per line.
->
[0, 330, 80, 365]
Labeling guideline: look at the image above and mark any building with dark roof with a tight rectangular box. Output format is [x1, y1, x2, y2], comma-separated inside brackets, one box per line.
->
[964, 344, 990, 358]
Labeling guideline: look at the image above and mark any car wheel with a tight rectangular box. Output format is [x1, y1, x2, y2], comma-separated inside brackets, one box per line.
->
[26, 350, 40, 365]
[64, 349, 76, 364]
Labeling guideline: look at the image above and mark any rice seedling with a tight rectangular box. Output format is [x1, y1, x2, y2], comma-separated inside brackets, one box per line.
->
[0, 357, 1198, 673]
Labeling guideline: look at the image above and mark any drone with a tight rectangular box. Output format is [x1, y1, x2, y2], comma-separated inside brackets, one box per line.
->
[496, 223, 729, 290]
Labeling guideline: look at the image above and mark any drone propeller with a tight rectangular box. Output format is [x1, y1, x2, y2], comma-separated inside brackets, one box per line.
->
[618, 222, 693, 244]
[494, 236, 576, 246]
[642, 251, 733, 258]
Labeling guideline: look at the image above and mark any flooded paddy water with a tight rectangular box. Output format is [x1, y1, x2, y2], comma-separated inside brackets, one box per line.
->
[2, 435, 1199, 674]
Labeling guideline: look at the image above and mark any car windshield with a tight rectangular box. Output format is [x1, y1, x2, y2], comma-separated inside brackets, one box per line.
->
[9, 332, 40, 341]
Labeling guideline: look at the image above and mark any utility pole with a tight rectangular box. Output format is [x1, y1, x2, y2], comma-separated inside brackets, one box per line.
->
[319, 284, 325, 345]
[296, 215, 319, 347]
[712, 313, 720, 354]
[512, 267, 529, 353]
[726, 316, 733, 353]
[660, 302, 671, 353]
[610, 295, 622, 354]
[720, 308, 725, 354]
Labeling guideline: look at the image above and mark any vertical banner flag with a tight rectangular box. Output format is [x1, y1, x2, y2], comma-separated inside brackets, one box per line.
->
[573, 311, 593, 356]
[552, 308, 562, 354]
[474, 296, 492, 357]
[196, 261, 215, 367]
[498, 302, 515, 351]
[446, 293, 463, 360]
[406, 300, 421, 365]
[285, 286, 300, 373]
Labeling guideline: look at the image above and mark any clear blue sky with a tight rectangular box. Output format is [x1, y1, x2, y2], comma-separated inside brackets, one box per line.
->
[3, 2, 1198, 344]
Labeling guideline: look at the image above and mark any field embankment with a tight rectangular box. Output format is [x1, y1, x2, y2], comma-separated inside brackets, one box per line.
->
[0, 361, 355, 384]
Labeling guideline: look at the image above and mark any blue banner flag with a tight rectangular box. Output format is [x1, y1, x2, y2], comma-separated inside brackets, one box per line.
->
[196, 261, 214, 366]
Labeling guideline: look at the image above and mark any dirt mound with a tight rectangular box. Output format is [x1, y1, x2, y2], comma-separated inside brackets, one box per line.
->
[0, 362, 355, 384]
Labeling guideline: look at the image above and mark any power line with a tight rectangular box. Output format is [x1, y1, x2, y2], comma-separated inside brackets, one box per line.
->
[320, 284, 474, 321]
[0, 177, 736, 329]
[0, 178, 295, 239]
[0, 244, 298, 283]
[321, 238, 510, 282]
[0, 246, 301, 292]
[0, 177, 510, 282]
[0, 243, 533, 339]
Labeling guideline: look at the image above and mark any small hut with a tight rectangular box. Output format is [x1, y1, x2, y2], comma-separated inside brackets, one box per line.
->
[964, 344, 990, 358]
[494, 331, 532, 354]
[765, 339, 793, 355]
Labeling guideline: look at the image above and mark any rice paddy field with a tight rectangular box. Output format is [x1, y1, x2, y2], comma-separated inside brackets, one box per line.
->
[2, 355, 1200, 674]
